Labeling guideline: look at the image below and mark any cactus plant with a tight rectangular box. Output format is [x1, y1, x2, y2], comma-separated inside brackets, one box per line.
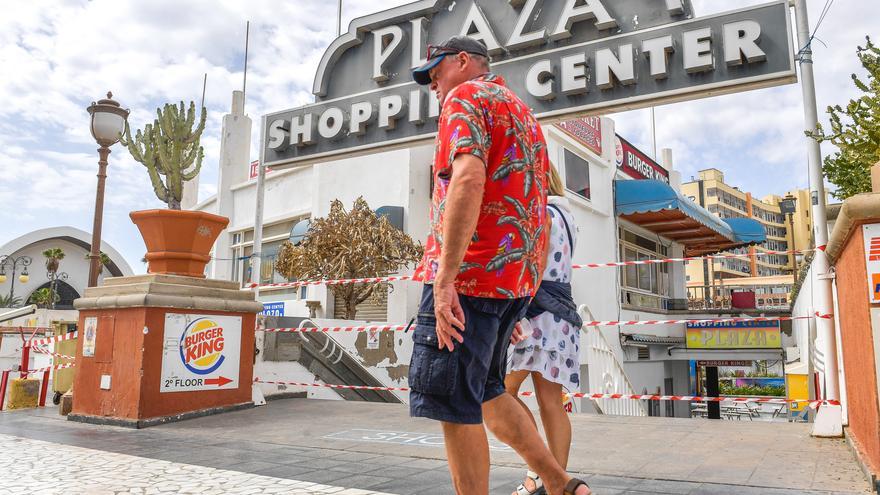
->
[121, 101, 206, 210]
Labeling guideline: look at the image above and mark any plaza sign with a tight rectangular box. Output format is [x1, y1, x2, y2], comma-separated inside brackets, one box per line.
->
[685, 320, 782, 350]
[263, 0, 795, 168]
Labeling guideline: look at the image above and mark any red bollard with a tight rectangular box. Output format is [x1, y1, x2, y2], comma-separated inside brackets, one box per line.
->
[0, 370, 9, 410]
[38, 369, 50, 407]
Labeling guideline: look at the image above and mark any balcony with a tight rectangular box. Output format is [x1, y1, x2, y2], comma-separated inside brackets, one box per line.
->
[687, 285, 792, 311]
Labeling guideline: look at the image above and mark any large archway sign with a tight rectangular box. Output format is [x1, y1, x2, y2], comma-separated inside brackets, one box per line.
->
[263, 0, 794, 169]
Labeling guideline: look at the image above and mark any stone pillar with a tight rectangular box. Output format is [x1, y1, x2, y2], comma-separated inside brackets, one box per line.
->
[211, 91, 252, 281]
[70, 274, 263, 428]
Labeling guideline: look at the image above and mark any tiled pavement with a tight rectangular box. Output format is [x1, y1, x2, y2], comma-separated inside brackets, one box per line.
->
[0, 433, 392, 495]
[0, 398, 873, 494]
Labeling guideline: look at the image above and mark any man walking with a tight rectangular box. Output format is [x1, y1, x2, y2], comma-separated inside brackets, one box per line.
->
[408, 36, 591, 495]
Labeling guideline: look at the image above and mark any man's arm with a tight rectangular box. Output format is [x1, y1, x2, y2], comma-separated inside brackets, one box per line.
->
[433, 153, 485, 351]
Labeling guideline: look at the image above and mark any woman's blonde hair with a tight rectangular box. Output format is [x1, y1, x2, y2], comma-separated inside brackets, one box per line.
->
[548, 163, 565, 197]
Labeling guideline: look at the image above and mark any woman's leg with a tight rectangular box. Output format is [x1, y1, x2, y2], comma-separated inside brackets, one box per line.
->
[504, 370, 538, 431]
[505, 370, 542, 494]
[533, 372, 572, 469]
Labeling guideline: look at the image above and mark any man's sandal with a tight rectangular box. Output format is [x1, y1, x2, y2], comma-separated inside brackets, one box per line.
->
[563, 478, 591, 495]
[514, 470, 546, 495]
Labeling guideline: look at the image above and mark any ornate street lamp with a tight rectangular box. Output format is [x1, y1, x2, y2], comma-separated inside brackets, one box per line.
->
[0, 255, 31, 302]
[46, 270, 69, 310]
[86, 92, 129, 288]
[779, 194, 798, 282]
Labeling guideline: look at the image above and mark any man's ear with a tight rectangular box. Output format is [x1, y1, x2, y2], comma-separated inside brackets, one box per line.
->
[456, 52, 469, 71]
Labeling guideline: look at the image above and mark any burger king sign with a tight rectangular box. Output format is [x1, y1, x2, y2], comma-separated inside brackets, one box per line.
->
[161, 314, 241, 392]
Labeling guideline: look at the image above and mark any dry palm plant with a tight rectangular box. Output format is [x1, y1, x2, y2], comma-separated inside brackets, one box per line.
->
[275, 197, 422, 319]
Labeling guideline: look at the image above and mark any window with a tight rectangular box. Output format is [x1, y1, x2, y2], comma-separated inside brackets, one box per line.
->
[619, 228, 670, 310]
[637, 347, 650, 360]
[563, 148, 590, 200]
[706, 188, 717, 197]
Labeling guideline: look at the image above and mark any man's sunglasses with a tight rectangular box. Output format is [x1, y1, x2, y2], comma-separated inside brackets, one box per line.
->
[426, 44, 459, 61]
[426, 44, 485, 61]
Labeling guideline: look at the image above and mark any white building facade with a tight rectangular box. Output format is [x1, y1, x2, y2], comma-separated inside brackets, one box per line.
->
[197, 97, 772, 417]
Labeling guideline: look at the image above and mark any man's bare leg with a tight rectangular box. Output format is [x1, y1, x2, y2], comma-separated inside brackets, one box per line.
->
[484, 393, 591, 495]
[442, 422, 490, 494]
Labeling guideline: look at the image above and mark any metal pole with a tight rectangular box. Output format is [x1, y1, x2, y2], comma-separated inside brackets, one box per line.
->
[243, 21, 250, 108]
[20, 340, 30, 380]
[0, 370, 9, 410]
[8, 262, 16, 301]
[252, 160, 266, 299]
[807, 315, 817, 422]
[87, 146, 111, 288]
[793, 0, 839, 400]
[790, 213, 797, 284]
[337, 0, 343, 36]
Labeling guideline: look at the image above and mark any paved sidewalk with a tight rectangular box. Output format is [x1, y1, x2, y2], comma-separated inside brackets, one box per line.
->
[0, 398, 873, 494]
[0, 433, 392, 495]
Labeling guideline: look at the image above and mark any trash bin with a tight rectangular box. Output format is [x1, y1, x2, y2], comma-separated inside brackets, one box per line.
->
[50, 321, 77, 405]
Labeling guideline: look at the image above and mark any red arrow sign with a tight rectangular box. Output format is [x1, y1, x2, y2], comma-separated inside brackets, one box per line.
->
[204, 376, 233, 387]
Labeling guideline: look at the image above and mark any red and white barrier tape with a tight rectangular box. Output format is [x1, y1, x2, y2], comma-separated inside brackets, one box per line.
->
[260, 313, 832, 333]
[262, 325, 408, 333]
[248, 248, 817, 290]
[253, 378, 837, 406]
[579, 312, 832, 327]
[572, 249, 814, 269]
[30, 332, 78, 347]
[31, 346, 76, 361]
[252, 275, 413, 290]
[17, 363, 76, 375]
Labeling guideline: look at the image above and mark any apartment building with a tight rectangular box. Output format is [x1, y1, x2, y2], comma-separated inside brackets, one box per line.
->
[681, 169, 813, 308]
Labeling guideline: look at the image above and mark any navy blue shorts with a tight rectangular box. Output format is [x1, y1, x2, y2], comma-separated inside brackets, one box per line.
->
[409, 284, 529, 424]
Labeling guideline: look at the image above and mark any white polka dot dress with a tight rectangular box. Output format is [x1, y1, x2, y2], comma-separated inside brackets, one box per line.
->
[510, 196, 581, 392]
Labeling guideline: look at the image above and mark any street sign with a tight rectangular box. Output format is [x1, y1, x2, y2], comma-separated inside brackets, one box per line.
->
[263, 0, 795, 168]
[160, 314, 241, 392]
[696, 360, 752, 367]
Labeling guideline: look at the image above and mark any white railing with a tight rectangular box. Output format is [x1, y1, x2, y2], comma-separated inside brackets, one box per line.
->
[580, 305, 647, 416]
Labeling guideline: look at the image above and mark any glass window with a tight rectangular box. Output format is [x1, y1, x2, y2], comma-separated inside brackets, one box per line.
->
[563, 148, 590, 200]
[619, 229, 670, 309]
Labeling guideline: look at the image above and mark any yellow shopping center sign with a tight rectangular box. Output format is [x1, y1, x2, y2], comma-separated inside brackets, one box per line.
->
[686, 321, 782, 349]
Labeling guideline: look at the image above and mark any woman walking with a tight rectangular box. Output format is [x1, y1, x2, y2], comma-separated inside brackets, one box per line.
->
[506, 165, 583, 495]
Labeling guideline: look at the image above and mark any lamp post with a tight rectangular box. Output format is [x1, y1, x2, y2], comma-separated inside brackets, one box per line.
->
[779, 194, 798, 285]
[46, 270, 69, 310]
[0, 255, 31, 303]
[86, 92, 129, 288]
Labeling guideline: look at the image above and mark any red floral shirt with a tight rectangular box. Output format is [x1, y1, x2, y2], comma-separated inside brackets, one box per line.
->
[413, 74, 549, 299]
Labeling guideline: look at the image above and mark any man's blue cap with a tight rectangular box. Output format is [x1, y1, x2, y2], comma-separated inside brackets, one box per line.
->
[412, 36, 489, 85]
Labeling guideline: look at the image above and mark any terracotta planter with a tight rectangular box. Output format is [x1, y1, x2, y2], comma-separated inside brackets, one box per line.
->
[130, 209, 229, 278]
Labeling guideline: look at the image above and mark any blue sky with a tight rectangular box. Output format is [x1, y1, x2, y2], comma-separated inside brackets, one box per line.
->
[0, 0, 874, 274]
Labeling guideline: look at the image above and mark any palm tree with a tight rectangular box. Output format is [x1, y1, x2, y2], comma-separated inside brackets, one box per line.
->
[42, 248, 65, 273]
[0, 293, 22, 308]
[84, 252, 112, 274]
[28, 288, 58, 309]
[42, 248, 65, 309]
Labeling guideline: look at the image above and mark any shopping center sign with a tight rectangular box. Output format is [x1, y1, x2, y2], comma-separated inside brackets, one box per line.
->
[263, 0, 795, 168]
[685, 320, 782, 349]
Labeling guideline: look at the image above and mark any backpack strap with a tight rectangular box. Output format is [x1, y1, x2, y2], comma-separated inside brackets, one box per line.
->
[548, 203, 574, 253]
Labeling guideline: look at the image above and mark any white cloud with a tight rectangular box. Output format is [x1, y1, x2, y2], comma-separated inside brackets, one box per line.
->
[0, 0, 874, 273]
[612, 0, 876, 198]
